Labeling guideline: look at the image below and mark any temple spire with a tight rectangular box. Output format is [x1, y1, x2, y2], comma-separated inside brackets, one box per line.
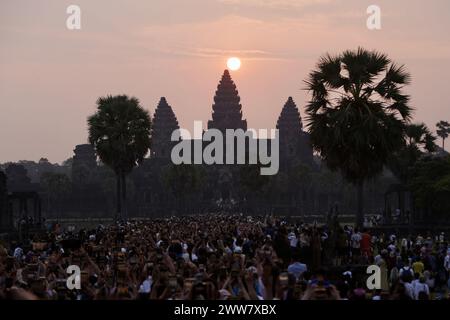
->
[277, 97, 314, 169]
[276, 96, 303, 133]
[208, 70, 247, 132]
[151, 97, 179, 159]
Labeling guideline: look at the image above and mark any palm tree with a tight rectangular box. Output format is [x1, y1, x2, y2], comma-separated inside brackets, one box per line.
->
[406, 123, 436, 155]
[88, 95, 151, 220]
[436, 120, 450, 150]
[305, 48, 412, 228]
[388, 123, 436, 221]
[389, 123, 436, 182]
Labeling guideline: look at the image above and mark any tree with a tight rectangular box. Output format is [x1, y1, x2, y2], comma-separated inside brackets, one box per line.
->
[305, 48, 412, 228]
[406, 123, 436, 153]
[390, 123, 436, 181]
[408, 155, 450, 221]
[388, 123, 436, 219]
[436, 120, 450, 150]
[40, 172, 71, 219]
[88, 95, 151, 220]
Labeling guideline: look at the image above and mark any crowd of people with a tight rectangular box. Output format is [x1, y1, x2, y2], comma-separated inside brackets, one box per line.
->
[1, 214, 449, 300]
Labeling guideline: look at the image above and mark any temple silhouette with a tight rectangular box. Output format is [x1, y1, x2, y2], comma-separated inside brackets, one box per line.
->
[134, 69, 315, 216]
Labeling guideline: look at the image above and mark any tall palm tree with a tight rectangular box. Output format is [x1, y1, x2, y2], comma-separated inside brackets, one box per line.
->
[436, 120, 450, 150]
[405, 123, 436, 155]
[390, 123, 436, 182]
[305, 48, 413, 228]
[88, 95, 151, 220]
[388, 123, 436, 220]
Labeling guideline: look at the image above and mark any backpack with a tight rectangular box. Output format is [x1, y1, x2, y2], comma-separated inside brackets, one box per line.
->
[400, 267, 414, 282]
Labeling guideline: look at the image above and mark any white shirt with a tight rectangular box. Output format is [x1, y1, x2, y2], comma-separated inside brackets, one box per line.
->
[444, 255, 450, 272]
[404, 282, 414, 299]
[387, 244, 396, 253]
[412, 280, 429, 300]
[288, 233, 298, 247]
[233, 246, 242, 254]
[374, 254, 382, 265]
[139, 276, 153, 294]
[13, 247, 23, 259]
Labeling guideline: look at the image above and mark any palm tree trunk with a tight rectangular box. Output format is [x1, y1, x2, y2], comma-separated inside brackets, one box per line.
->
[121, 172, 127, 221]
[356, 181, 364, 229]
[116, 173, 122, 221]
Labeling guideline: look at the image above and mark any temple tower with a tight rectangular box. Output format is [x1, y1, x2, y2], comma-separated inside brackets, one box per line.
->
[71, 144, 97, 186]
[276, 97, 314, 169]
[150, 97, 180, 160]
[208, 70, 247, 132]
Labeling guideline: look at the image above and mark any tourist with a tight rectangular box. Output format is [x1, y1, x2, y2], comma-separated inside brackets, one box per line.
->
[350, 228, 362, 264]
[411, 274, 429, 300]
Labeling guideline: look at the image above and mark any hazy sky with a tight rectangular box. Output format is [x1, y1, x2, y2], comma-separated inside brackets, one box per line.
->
[1, 0, 449, 163]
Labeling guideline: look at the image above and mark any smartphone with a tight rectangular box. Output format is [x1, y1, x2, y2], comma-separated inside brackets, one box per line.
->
[279, 273, 289, 286]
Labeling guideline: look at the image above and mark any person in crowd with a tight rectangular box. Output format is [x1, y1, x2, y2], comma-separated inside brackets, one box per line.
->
[350, 228, 362, 264]
[411, 274, 430, 300]
[287, 250, 307, 280]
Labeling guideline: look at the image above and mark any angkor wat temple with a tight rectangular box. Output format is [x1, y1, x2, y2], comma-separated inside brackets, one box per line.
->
[1, 70, 397, 231]
[131, 70, 317, 217]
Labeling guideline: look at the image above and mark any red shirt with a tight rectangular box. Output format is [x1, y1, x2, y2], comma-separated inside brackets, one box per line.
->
[361, 233, 371, 251]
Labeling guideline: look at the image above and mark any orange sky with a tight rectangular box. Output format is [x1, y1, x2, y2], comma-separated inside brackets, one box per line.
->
[1, 0, 449, 163]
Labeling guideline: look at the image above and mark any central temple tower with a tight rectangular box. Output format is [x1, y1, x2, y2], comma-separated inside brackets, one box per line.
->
[207, 70, 247, 132]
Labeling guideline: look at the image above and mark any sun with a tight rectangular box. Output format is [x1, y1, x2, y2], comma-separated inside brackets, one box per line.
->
[227, 57, 241, 71]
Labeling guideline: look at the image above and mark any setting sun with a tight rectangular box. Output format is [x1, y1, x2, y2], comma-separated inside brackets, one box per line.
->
[227, 57, 241, 71]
